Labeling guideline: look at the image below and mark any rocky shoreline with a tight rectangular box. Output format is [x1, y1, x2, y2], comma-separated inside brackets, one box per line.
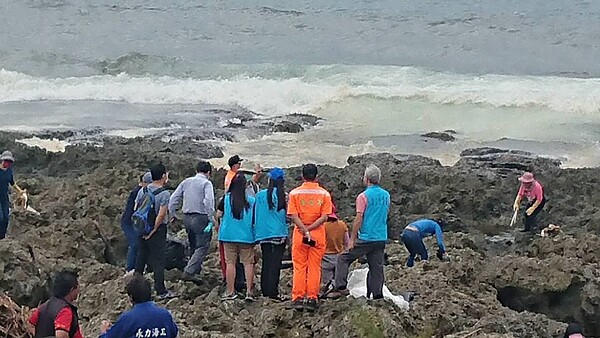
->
[1, 130, 599, 337]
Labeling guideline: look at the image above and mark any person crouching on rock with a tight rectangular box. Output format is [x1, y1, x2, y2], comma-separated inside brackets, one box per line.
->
[287, 164, 333, 311]
[401, 219, 448, 267]
[254, 167, 289, 301]
[328, 164, 389, 300]
[121, 172, 152, 275]
[513, 172, 546, 232]
[320, 206, 349, 293]
[29, 270, 83, 338]
[0, 150, 25, 239]
[216, 173, 257, 301]
[99, 275, 178, 338]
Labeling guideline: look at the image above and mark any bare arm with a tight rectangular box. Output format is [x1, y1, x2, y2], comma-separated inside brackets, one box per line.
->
[350, 212, 364, 242]
[12, 183, 24, 193]
[252, 164, 262, 183]
[154, 205, 168, 229]
[513, 194, 522, 210]
[528, 199, 542, 212]
[306, 214, 328, 232]
[214, 210, 223, 231]
[343, 231, 350, 250]
[291, 214, 308, 234]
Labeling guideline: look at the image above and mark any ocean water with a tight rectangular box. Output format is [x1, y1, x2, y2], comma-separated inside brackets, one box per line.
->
[1, 0, 600, 167]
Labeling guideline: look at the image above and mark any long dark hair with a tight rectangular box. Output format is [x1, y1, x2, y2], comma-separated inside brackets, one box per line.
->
[229, 173, 249, 220]
[267, 178, 286, 211]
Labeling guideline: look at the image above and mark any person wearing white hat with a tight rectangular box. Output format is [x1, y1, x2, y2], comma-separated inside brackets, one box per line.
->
[513, 172, 546, 232]
[0, 150, 24, 239]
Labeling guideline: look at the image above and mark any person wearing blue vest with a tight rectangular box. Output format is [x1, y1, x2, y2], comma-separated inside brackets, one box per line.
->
[329, 164, 390, 300]
[401, 218, 449, 267]
[216, 173, 256, 301]
[254, 167, 289, 301]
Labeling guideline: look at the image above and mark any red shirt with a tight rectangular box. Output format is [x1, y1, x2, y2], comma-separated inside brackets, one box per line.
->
[29, 305, 84, 338]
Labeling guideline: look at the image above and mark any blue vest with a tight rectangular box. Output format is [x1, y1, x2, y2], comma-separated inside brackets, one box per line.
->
[358, 185, 390, 242]
[254, 188, 288, 241]
[218, 194, 255, 244]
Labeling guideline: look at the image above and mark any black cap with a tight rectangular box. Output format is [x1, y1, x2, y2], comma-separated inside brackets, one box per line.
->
[228, 155, 243, 168]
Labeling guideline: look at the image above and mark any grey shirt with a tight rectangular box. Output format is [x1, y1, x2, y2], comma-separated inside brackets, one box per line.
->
[168, 173, 215, 216]
[135, 183, 171, 225]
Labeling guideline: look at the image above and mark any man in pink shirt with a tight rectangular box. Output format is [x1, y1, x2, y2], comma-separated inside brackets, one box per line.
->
[513, 172, 546, 232]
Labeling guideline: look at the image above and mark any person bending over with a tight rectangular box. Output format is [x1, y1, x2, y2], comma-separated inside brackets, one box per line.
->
[401, 218, 448, 267]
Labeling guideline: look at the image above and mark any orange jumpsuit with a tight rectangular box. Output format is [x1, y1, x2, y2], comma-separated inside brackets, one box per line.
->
[287, 182, 333, 301]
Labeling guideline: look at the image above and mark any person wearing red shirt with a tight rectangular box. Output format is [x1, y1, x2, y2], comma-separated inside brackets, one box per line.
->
[29, 270, 83, 338]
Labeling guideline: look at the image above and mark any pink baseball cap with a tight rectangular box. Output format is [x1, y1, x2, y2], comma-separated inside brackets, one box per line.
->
[519, 172, 535, 183]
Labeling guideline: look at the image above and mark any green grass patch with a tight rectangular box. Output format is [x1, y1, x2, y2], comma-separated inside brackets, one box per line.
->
[350, 308, 385, 338]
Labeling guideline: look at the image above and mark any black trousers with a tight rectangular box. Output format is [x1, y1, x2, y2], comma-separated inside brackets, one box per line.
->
[524, 198, 547, 231]
[260, 242, 285, 298]
[335, 241, 386, 299]
[135, 225, 167, 295]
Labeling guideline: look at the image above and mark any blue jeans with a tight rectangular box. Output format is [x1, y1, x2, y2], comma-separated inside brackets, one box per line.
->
[0, 199, 10, 239]
[401, 230, 427, 267]
[121, 221, 139, 271]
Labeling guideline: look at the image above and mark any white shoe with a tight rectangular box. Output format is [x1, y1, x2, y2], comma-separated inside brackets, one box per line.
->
[124, 270, 135, 278]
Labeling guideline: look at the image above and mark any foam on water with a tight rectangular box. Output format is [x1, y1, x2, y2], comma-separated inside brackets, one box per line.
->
[16, 137, 70, 152]
[1, 66, 599, 116]
[2, 65, 600, 168]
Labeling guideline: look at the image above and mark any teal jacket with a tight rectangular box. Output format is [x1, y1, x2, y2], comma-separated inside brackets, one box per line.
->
[254, 188, 288, 241]
[218, 194, 255, 244]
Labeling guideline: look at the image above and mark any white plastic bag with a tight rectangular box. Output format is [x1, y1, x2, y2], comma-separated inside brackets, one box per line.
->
[346, 267, 410, 310]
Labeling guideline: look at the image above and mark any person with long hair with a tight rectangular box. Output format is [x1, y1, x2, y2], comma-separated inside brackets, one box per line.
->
[216, 173, 256, 301]
[254, 167, 288, 300]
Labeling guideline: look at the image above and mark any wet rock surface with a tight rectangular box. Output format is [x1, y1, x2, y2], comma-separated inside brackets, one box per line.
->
[1, 132, 599, 337]
[421, 132, 456, 142]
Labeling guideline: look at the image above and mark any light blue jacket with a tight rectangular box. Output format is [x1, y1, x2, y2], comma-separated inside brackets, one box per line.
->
[218, 194, 256, 244]
[358, 185, 390, 242]
[254, 188, 288, 241]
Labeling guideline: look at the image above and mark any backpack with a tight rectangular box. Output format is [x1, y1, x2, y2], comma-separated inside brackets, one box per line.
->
[131, 187, 167, 236]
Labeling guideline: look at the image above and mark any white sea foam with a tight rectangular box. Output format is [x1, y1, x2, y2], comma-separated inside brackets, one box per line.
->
[1, 66, 599, 116]
[16, 137, 70, 152]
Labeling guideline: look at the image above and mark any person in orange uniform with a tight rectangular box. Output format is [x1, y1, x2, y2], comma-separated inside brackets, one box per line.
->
[287, 164, 333, 312]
